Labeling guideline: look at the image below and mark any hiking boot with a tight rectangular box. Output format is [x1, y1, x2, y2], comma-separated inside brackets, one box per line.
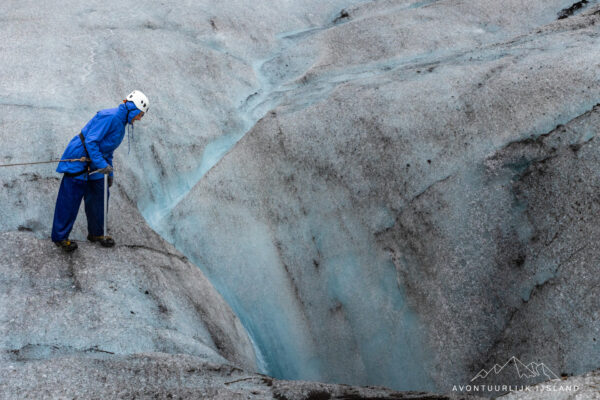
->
[87, 234, 115, 247]
[54, 239, 78, 252]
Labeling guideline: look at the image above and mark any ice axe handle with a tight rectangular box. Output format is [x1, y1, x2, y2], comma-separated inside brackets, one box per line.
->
[103, 174, 108, 237]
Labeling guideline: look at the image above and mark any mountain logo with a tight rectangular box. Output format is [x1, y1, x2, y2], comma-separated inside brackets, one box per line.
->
[471, 356, 560, 382]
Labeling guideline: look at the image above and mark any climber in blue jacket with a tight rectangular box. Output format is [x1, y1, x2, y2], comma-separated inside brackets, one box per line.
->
[51, 90, 149, 252]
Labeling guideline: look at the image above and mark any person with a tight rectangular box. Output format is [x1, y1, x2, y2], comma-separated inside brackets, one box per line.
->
[51, 90, 149, 252]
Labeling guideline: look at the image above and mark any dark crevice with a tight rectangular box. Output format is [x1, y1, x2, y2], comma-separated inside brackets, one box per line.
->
[471, 305, 521, 376]
[67, 256, 82, 292]
[84, 346, 115, 355]
[0, 102, 66, 111]
[498, 103, 599, 154]
[118, 243, 188, 262]
[21, 172, 60, 182]
[409, 174, 453, 206]
[487, 103, 600, 172]
[245, 91, 259, 103]
[332, 9, 350, 24]
[475, 242, 589, 376]
[555, 244, 587, 276]
[224, 376, 263, 385]
[4, 343, 115, 359]
[183, 291, 243, 368]
[306, 390, 331, 400]
[150, 144, 167, 178]
[558, 0, 589, 19]
[336, 393, 447, 400]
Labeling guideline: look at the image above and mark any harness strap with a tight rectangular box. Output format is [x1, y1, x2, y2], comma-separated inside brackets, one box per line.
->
[79, 132, 91, 160]
[64, 132, 92, 177]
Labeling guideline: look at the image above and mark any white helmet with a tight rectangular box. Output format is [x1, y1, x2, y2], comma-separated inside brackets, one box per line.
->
[126, 90, 149, 113]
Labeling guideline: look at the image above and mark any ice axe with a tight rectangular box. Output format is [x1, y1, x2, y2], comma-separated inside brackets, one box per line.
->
[89, 168, 110, 238]
[103, 174, 108, 237]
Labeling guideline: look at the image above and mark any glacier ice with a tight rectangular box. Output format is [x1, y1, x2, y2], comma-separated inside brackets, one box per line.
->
[1, 0, 599, 394]
[147, 1, 600, 391]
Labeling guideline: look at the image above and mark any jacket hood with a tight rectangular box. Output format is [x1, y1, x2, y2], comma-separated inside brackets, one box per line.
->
[118, 101, 142, 124]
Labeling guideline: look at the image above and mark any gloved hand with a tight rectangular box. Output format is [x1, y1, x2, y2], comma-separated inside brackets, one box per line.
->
[108, 176, 113, 188]
[97, 165, 113, 175]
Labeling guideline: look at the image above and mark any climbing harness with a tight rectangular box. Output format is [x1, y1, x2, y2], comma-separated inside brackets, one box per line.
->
[66, 132, 93, 177]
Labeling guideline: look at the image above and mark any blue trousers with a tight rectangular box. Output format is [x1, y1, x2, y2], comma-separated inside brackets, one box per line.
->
[51, 175, 109, 242]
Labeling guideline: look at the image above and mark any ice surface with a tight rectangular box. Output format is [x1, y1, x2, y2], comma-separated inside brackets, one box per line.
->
[153, 2, 600, 391]
[1, 0, 599, 394]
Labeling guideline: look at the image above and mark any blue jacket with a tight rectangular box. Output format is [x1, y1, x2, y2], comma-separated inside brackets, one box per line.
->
[57, 102, 140, 180]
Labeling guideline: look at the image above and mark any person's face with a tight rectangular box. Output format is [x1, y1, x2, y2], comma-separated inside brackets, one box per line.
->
[132, 112, 144, 123]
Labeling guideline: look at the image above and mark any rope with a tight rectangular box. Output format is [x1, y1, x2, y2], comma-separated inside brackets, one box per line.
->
[0, 157, 90, 168]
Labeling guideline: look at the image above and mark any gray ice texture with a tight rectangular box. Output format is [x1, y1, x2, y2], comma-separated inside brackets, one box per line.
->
[0, 0, 599, 398]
